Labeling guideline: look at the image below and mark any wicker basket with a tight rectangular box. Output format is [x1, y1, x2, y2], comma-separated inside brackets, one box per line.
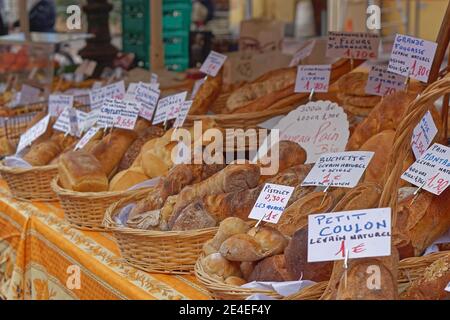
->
[103, 189, 217, 274]
[0, 162, 58, 201]
[51, 177, 143, 231]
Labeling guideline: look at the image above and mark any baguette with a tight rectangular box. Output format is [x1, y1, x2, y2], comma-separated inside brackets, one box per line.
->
[189, 70, 223, 115]
[23, 138, 62, 166]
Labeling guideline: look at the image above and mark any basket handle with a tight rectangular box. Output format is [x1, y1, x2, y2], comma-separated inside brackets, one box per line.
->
[379, 75, 450, 225]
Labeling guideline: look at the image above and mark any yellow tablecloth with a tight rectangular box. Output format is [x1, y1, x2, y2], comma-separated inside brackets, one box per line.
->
[0, 182, 210, 300]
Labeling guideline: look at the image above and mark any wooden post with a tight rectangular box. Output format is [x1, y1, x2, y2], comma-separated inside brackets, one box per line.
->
[19, 0, 30, 40]
[150, 0, 164, 71]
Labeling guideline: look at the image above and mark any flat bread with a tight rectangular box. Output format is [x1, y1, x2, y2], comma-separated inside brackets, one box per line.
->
[337, 92, 381, 108]
[337, 72, 370, 96]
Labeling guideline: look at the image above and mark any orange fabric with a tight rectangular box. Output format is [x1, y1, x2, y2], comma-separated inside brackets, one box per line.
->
[0, 182, 210, 300]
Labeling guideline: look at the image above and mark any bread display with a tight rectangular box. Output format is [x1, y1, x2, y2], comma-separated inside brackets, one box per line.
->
[109, 166, 148, 192]
[189, 70, 223, 115]
[22, 138, 62, 166]
[58, 150, 109, 192]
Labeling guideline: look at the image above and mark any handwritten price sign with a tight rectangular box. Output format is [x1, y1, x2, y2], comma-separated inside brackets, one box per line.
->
[200, 51, 227, 77]
[248, 183, 294, 224]
[295, 65, 331, 93]
[302, 151, 374, 188]
[153, 91, 187, 125]
[411, 111, 438, 159]
[135, 82, 160, 122]
[89, 81, 126, 110]
[365, 65, 406, 96]
[16, 114, 50, 154]
[326, 32, 380, 60]
[388, 34, 437, 82]
[97, 99, 139, 130]
[308, 208, 391, 262]
[401, 143, 450, 195]
[49, 94, 74, 116]
[173, 100, 193, 128]
[74, 127, 100, 151]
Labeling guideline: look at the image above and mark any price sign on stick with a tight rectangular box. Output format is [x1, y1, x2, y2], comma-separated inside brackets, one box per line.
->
[49, 94, 74, 117]
[97, 99, 139, 130]
[53, 109, 86, 137]
[16, 115, 51, 154]
[89, 81, 126, 110]
[153, 92, 187, 125]
[301, 151, 374, 188]
[200, 51, 227, 77]
[365, 65, 406, 96]
[388, 34, 437, 82]
[401, 143, 450, 196]
[411, 111, 438, 159]
[295, 65, 331, 93]
[248, 183, 294, 224]
[74, 127, 101, 150]
[173, 100, 193, 128]
[308, 208, 391, 262]
[135, 82, 160, 121]
[326, 32, 380, 60]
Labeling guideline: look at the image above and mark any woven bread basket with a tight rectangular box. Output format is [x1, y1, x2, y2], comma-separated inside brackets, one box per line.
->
[103, 189, 217, 274]
[51, 177, 143, 231]
[0, 162, 58, 201]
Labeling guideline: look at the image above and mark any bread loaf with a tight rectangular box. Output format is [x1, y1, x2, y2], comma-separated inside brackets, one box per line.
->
[332, 182, 382, 212]
[284, 227, 333, 282]
[219, 233, 265, 262]
[58, 150, 109, 192]
[189, 70, 223, 115]
[201, 253, 242, 280]
[249, 255, 292, 282]
[109, 167, 148, 191]
[23, 139, 62, 166]
[90, 128, 137, 176]
[400, 254, 450, 300]
[170, 201, 217, 231]
[202, 217, 251, 255]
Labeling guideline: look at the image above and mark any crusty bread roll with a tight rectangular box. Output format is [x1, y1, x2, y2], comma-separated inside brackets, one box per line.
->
[219, 233, 264, 262]
[90, 128, 137, 176]
[170, 201, 217, 231]
[247, 226, 288, 257]
[201, 253, 242, 280]
[23, 139, 62, 166]
[203, 217, 251, 255]
[109, 167, 148, 191]
[248, 255, 291, 282]
[58, 150, 109, 192]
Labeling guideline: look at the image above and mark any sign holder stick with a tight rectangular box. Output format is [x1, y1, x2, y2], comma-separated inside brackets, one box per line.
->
[320, 181, 333, 207]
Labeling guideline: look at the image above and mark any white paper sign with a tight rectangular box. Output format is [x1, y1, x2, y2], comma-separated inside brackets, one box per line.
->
[275, 101, 350, 164]
[302, 151, 374, 188]
[401, 143, 450, 195]
[89, 81, 126, 109]
[48, 94, 74, 117]
[289, 40, 316, 67]
[74, 127, 101, 150]
[136, 82, 160, 121]
[97, 99, 140, 130]
[126, 82, 138, 95]
[248, 183, 294, 224]
[173, 100, 193, 128]
[53, 109, 86, 137]
[153, 92, 187, 125]
[308, 208, 391, 262]
[326, 32, 380, 59]
[365, 64, 406, 96]
[200, 51, 228, 77]
[388, 34, 437, 82]
[19, 84, 40, 105]
[191, 78, 206, 99]
[16, 114, 50, 153]
[295, 65, 331, 93]
[81, 109, 99, 132]
[411, 111, 438, 159]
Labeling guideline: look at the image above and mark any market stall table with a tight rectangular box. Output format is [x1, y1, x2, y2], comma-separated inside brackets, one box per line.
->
[0, 180, 210, 300]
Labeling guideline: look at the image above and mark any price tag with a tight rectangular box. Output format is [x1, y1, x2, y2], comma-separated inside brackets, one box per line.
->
[326, 32, 380, 60]
[411, 111, 438, 159]
[74, 127, 101, 151]
[365, 64, 406, 96]
[275, 101, 350, 164]
[19, 84, 40, 105]
[153, 91, 187, 125]
[53, 109, 86, 137]
[248, 183, 295, 224]
[135, 82, 160, 121]
[200, 51, 228, 77]
[308, 208, 391, 262]
[401, 143, 450, 196]
[388, 34, 437, 82]
[89, 81, 125, 110]
[81, 109, 99, 132]
[301, 151, 374, 188]
[16, 114, 50, 154]
[289, 40, 316, 67]
[294, 65, 331, 93]
[191, 78, 206, 99]
[97, 99, 140, 130]
[173, 100, 193, 128]
[48, 94, 74, 117]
